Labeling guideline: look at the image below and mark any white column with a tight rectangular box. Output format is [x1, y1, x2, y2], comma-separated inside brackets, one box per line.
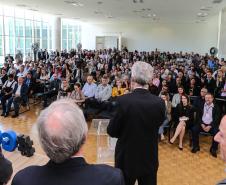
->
[52, 17, 61, 51]
[218, 8, 226, 58]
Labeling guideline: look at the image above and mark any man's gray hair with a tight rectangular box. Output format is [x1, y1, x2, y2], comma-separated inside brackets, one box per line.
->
[36, 98, 88, 163]
[131, 61, 154, 85]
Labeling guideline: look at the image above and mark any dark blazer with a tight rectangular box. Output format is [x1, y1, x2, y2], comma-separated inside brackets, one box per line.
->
[204, 78, 216, 94]
[196, 102, 221, 128]
[24, 77, 35, 93]
[12, 157, 124, 185]
[12, 83, 29, 103]
[107, 88, 165, 178]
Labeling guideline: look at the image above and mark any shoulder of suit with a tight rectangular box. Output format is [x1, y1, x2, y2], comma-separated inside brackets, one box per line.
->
[89, 164, 122, 175]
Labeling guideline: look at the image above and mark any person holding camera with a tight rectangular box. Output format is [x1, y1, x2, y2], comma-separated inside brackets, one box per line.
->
[1, 74, 17, 117]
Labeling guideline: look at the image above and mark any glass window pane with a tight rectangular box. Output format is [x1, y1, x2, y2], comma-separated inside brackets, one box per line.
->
[4, 6, 14, 17]
[68, 39, 72, 50]
[0, 16, 3, 36]
[5, 36, 15, 55]
[25, 10, 34, 20]
[25, 20, 32, 37]
[15, 8, 25, 18]
[0, 36, 3, 56]
[0, 7, 3, 15]
[5, 17, 14, 36]
[42, 23, 48, 39]
[42, 39, 47, 49]
[15, 37, 24, 54]
[15, 19, 24, 37]
[34, 21, 41, 38]
[62, 39, 67, 50]
[25, 38, 32, 53]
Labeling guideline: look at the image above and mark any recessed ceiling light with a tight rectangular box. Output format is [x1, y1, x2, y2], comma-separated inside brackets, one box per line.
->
[97, 1, 103, 5]
[72, 17, 81, 19]
[147, 14, 151, 17]
[197, 12, 208, 17]
[55, 13, 63, 16]
[16, 4, 27, 7]
[94, 10, 103, 14]
[72, 2, 84, 6]
[200, 6, 212, 11]
[28, 8, 38, 12]
[153, 14, 156, 17]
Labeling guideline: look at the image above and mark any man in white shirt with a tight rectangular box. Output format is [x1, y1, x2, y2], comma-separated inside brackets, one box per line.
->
[1, 74, 17, 117]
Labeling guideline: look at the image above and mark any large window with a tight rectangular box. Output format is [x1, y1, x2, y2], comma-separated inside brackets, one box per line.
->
[0, 6, 53, 63]
[61, 19, 81, 51]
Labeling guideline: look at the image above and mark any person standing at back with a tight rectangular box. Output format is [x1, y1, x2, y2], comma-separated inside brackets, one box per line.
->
[107, 61, 165, 185]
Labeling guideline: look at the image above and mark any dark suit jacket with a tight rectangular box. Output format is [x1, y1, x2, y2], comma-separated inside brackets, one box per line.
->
[107, 88, 165, 178]
[204, 78, 216, 94]
[12, 157, 124, 185]
[12, 83, 28, 103]
[196, 102, 221, 128]
[24, 77, 35, 93]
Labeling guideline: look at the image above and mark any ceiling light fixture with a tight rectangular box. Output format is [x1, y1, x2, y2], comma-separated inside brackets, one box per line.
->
[133, 0, 144, 3]
[97, 1, 103, 5]
[16, 4, 27, 7]
[28, 8, 38, 12]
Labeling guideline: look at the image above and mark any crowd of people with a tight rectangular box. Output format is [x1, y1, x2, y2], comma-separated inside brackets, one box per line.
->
[0, 48, 226, 184]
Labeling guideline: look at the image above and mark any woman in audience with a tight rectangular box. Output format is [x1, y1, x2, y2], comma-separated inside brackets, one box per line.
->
[171, 86, 185, 108]
[170, 94, 194, 150]
[159, 92, 172, 140]
[215, 69, 225, 97]
[39, 68, 49, 82]
[57, 79, 71, 99]
[112, 79, 126, 98]
[70, 82, 85, 106]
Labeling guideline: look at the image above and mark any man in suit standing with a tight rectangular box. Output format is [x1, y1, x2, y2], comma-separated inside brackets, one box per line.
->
[12, 99, 124, 185]
[107, 61, 165, 185]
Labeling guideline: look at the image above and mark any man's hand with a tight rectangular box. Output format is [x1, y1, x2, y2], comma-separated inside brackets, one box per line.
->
[205, 126, 212, 132]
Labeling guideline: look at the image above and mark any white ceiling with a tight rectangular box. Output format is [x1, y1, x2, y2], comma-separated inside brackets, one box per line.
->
[0, 0, 226, 23]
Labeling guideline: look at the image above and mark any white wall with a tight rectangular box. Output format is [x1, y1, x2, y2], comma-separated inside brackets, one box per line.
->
[81, 15, 219, 54]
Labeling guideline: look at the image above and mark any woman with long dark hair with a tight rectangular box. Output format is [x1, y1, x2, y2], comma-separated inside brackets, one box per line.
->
[170, 94, 194, 150]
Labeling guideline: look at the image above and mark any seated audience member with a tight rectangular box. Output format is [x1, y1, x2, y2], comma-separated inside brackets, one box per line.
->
[0, 68, 8, 85]
[112, 79, 126, 97]
[186, 78, 200, 96]
[1, 74, 17, 117]
[70, 82, 85, 106]
[24, 72, 35, 95]
[219, 78, 226, 98]
[0, 151, 13, 185]
[193, 88, 208, 111]
[214, 116, 226, 185]
[170, 94, 194, 150]
[57, 79, 71, 99]
[171, 86, 185, 108]
[12, 99, 124, 185]
[149, 80, 159, 96]
[16, 65, 26, 78]
[7, 77, 28, 118]
[204, 70, 216, 95]
[95, 74, 112, 103]
[191, 93, 221, 157]
[159, 92, 172, 140]
[215, 69, 225, 97]
[43, 74, 60, 107]
[82, 75, 97, 98]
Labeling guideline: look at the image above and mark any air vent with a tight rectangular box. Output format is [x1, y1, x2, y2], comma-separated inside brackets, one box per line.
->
[133, 0, 144, 3]
[64, 0, 76, 4]
[212, 0, 223, 4]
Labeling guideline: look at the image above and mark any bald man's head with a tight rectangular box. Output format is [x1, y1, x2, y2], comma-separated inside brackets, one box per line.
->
[214, 116, 226, 162]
